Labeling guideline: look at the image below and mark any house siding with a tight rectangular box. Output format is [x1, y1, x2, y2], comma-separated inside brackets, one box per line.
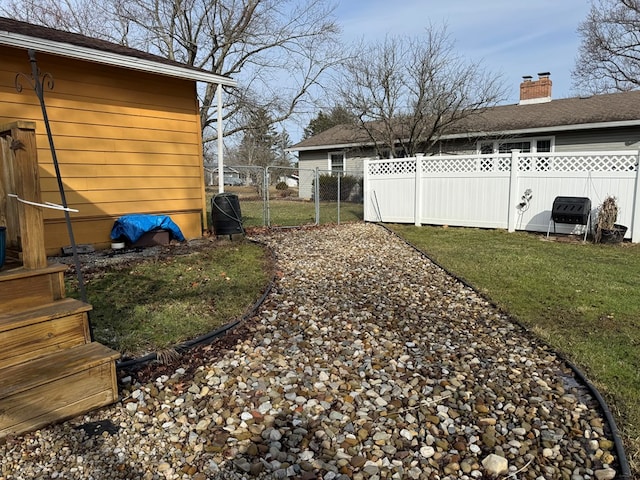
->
[554, 127, 640, 152]
[298, 149, 367, 198]
[297, 151, 327, 198]
[434, 127, 640, 155]
[1, 46, 206, 254]
[298, 150, 329, 169]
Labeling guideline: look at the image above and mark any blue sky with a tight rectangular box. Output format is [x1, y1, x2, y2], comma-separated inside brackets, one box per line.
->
[333, 0, 592, 104]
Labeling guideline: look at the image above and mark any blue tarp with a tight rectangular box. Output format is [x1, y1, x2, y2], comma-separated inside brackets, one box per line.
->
[110, 214, 185, 243]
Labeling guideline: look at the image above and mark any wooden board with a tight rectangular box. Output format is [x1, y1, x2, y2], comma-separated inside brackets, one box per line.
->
[0, 362, 118, 438]
[0, 297, 90, 333]
[0, 342, 119, 400]
[0, 299, 92, 369]
[0, 264, 67, 311]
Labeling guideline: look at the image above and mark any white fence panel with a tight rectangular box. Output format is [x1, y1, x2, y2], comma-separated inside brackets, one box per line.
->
[365, 158, 417, 223]
[516, 153, 638, 235]
[420, 154, 512, 229]
[364, 151, 640, 242]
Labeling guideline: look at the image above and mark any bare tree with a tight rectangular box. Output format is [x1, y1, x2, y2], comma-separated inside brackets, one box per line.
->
[336, 26, 506, 158]
[2, 0, 342, 145]
[1, 0, 130, 44]
[573, 0, 640, 93]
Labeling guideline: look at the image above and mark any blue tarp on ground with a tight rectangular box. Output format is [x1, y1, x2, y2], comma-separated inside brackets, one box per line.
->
[110, 214, 185, 243]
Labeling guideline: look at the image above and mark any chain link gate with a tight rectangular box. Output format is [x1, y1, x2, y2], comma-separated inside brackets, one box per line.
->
[314, 169, 364, 226]
[266, 166, 317, 227]
[208, 165, 364, 230]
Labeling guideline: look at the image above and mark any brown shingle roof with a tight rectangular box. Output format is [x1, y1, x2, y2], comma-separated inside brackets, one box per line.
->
[0, 17, 234, 84]
[292, 90, 640, 150]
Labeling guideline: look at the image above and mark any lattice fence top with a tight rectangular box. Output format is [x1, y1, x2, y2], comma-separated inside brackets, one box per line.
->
[367, 159, 416, 176]
[367, 152, 639, 175]
[422, 156, 512, 173]
[519, 153, 638, 172]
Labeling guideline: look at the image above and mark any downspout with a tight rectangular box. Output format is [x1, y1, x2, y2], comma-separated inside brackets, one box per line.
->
[217, 83, 224, 194]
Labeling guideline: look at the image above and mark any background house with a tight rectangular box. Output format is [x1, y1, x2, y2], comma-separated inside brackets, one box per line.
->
[290, 74, 640, 197]
[0, 17, 235, 255]
[278, 174, 299, 188]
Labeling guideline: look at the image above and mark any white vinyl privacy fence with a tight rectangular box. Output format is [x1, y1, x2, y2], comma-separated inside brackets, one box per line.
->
[364, 151, 640, 242]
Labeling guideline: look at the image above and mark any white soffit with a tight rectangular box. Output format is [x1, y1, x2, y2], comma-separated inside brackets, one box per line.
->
[0, 30, 237, 87]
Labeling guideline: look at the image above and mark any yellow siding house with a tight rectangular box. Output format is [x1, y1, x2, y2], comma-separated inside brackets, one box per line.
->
[0, 17, 235, 254]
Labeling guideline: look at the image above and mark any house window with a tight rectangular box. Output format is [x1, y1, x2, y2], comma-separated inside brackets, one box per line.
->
[329, 152, 345, 172]
[479, 137, 554, 154]
[536, 139, 552, 152]
[498, 141, 531, 154]
[480, 142, 493, 155]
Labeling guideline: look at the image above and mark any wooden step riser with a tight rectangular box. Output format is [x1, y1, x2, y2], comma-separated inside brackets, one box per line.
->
[0, 361, 118, 438]
[0, 271, 65, 311]
[0, 312, 90, 370]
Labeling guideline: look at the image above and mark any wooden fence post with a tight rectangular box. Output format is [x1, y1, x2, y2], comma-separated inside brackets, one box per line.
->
[415, 154, 424, 226]
[507, 149, 520, 233]
[0, 121, 47, 269]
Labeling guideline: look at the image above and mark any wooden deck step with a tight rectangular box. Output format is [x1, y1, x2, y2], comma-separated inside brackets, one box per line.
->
[0, 263, 68, 311]
[0, 342, 120, 438]
[0, 298, 92, 369]
[0, 297, 92, 333]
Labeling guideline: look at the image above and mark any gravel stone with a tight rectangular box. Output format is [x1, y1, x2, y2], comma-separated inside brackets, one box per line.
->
[1, 223, 621, 479]
[482, 454, 508, 476]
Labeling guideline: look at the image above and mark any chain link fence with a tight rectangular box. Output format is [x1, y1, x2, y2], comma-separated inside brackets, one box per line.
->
[206, 166, 363, 230]
[314, 169, 364, 226]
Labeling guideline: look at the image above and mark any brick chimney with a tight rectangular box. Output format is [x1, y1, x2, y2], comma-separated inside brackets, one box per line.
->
[519, 72, 552, 105]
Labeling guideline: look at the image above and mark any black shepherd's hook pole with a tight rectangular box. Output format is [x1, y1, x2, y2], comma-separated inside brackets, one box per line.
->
[22, 50, 91, 334]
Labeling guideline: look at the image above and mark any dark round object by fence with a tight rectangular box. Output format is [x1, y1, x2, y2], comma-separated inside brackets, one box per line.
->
[599, 224, 627, 244]
[0, 226, 5, 268]
[211, 193, 244, 236]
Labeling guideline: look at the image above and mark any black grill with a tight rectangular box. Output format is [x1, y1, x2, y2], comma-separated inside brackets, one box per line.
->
[551, 196, 591, 225]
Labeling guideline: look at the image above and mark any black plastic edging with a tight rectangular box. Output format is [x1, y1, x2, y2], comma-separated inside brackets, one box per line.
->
[379, 223, 632, 480]
[116, 238, 275, 371]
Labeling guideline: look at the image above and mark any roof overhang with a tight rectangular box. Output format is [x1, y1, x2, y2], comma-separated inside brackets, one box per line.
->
[0, 30, 237, 87]
[440, 119, 640, 140]
[288, 119, 640, 152]
[287, 141, 369, 152]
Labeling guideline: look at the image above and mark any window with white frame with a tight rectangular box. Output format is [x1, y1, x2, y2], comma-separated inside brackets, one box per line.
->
[478, 137, 554, 154]
[535, 139, 552, 152]
[329, 152, 345, 172]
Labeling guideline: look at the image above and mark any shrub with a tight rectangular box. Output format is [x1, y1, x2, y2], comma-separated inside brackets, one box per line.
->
[275, 181, 289, 191]
[314, 174, 363, 202]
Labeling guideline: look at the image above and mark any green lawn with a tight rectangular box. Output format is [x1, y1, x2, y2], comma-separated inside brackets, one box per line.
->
[388, 224, 640, 472]
[67, 241, 270, 358]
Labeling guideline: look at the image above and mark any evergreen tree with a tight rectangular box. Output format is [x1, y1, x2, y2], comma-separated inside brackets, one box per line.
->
[303, 106, 356, 139]
[273, 130, 294, 167]
[237, 108, 279, 168]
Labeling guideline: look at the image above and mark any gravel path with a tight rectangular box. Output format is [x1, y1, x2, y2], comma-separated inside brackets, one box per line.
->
[0, 223, 619, 480]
